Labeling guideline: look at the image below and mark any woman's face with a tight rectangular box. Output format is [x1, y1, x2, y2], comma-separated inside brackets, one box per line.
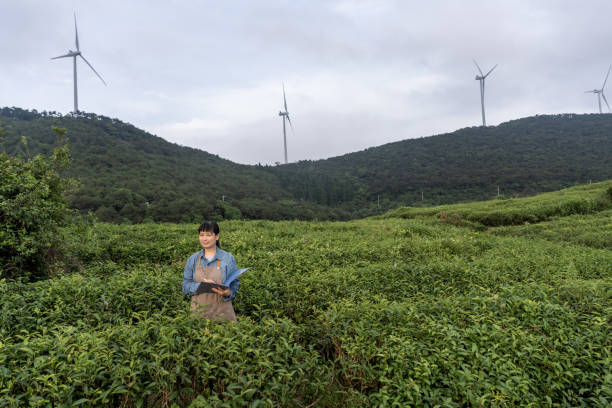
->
[199, 231, 219, 249]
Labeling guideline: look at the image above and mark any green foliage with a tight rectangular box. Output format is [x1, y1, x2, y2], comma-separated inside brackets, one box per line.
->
[491, 209, 612, 249]
[3, 108, 612, 223]
[0, 108, 346, 223]
[382, 180, 612, 227]
[0, 183, 611, 406]
[269, 113, 612, 214]
[0, 309, 330, 407]
[320, 290, 610, 406]
[0, 127, 71, 280]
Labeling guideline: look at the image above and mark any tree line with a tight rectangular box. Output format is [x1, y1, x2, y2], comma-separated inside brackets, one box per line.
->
[2, 107, 611, 223]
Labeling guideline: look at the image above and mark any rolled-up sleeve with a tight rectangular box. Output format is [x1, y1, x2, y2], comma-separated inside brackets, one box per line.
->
[223, 255, 240, 302]
[182, 255, 200, 296]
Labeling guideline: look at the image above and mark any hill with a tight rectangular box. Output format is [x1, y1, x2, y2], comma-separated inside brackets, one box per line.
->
[0, 108, 344, 222]
[269, 113, 612, 211]
[1, 182, 611, 405]
[1, 107, 611, 222]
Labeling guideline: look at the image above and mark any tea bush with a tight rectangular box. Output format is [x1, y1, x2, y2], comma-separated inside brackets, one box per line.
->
[1, 182, 611, 406]
[0, 264, 184, 337]
[318, 290, 610, 406]
[491, 209, 612, 249]
[382, 180, 612, 226]
[0, 314, 331, 407]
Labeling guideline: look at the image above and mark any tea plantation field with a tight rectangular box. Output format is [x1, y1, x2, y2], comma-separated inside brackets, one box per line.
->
[1, 181, 611, 407]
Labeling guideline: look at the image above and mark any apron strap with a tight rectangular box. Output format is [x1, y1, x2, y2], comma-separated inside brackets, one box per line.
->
[197, 256, 221, 269]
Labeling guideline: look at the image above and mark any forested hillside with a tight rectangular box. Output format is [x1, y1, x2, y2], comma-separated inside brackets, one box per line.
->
[1, 107, 611, 222]
[270, 113, 612, 211]
[0, 108, 344, 222]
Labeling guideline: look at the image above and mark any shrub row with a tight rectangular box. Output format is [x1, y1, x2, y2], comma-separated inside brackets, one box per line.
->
[1, 191, 611, 406]
[491, 209, 612, 249]
[382, 181, 612, 227]
[318, 288, 611, 406]
[1, 314, 331, 407]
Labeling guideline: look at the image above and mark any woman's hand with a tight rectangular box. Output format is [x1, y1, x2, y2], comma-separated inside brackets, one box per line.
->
[212, 287, 231, 297]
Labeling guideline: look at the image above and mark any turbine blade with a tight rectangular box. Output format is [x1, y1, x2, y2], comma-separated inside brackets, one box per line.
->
[602, 64, 611, 90]
[80, 55, 107, 85]
[51, 53, 73, 59]
[602, 93, 611, 111]
[286, 114, 293, 130]
[74, 13, 80, 51]
[283, 84, 288, 112]
[473, 59, 483, 76]
[484, 64, 498, 78]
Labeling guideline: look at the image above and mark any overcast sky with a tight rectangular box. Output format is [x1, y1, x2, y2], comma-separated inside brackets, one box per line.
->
[1, 1, 611, 164]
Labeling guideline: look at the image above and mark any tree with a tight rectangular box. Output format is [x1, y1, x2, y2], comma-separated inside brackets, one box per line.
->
[0, 127, 71, 280]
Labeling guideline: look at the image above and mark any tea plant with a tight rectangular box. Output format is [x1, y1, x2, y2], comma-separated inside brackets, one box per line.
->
[1, 182, 611, 406]
[491, 209, 612, 249]
[382, 180, 612, 226]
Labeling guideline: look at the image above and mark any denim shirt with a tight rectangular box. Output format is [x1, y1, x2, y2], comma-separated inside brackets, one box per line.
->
[182, 247, 240, 302]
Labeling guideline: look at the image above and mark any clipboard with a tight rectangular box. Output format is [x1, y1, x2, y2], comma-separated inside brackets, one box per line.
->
[225, 268, 249, 286]
[196, 282, 229, 294]
[195, 268, 250, 294]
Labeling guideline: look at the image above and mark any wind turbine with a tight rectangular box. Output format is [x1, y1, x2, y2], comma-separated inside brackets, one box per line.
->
[278, 84, 293, 164]
[52, 13, 106, 113]
[473, 60, 497, 126]
[585, 65, 611, 114]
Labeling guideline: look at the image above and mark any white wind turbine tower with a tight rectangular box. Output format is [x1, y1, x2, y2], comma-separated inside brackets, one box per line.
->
[473, 60, 497, 126]
[278, 84, 293, 164]
[52, 13, 106, 113]
[585, 65, 611, 114]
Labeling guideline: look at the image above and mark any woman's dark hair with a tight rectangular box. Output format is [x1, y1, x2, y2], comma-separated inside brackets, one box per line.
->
[198, 221, 220, 248]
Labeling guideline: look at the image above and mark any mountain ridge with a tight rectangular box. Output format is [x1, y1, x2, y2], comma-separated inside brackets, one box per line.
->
[1, 107, 611, 222]
[270, 112, 611, 207]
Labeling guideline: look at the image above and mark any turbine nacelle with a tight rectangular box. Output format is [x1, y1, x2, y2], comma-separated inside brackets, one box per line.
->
[52, 50, 81, 59]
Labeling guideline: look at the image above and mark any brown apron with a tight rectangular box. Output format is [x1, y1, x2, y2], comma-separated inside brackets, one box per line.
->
[190, 257, 237, 321]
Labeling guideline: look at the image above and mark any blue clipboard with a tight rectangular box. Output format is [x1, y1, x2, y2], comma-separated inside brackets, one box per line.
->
[224, 268, 249, 286]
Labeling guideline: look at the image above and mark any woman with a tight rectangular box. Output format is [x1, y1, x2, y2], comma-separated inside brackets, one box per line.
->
[182, 221, 239, 321]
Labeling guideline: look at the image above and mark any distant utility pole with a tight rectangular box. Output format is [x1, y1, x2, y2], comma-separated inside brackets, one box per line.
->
[421, 191, 424, 201]
[377, 195, 380, 208]
[497, 186, 500, 197]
